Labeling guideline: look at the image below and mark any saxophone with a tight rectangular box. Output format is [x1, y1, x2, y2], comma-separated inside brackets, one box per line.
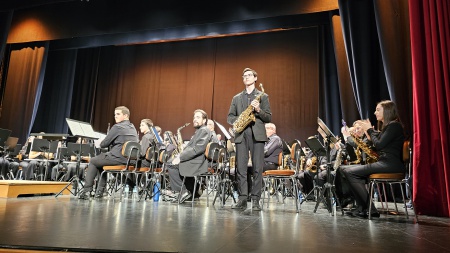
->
[305, 156, 317, 173]
[176, 123, 190, 154]
[232, 83, 265, 134]
[350, 132, 379, 164]
[165, 131, 179, 157]
[333, 148, 344, 170]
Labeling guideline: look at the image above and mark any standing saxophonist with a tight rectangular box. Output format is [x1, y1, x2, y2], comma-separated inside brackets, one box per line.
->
[227, 68, 272, 211]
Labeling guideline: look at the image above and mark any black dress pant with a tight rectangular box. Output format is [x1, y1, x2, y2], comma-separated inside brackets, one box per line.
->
[83, 153, 122, 193]
[235, 129, 265, 201]
[340, 158, 404, 211]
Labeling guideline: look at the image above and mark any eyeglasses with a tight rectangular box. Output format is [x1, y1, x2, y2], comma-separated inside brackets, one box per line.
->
[242, 74, 254, 78]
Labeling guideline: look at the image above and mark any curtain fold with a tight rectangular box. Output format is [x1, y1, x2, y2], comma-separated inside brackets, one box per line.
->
[0, 44, 47, 143]
[338, 0, 389, 120]
[32, 49, 77, 134]
[410, 0, 450, 217]
[373, 0, 413, 137]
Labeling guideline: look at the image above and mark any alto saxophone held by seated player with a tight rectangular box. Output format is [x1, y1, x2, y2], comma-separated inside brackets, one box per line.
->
[350, 131, 379, 164]
[232, 83, 265, 134]
[176, 123, 190, 154]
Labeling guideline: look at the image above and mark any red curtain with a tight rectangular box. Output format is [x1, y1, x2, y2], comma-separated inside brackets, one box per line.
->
[410, 0, 450, 217]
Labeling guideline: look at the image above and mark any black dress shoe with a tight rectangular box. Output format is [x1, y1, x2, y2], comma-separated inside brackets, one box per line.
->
[179, 191, 192, 204]
[340, 197, 354, 208]
[94, 191, 104, 199]
[346, 209, 367, 218]
[252, 199, 262, 211]
[78, 191, 90, 200]
[369, 212, 380, 218]
[232, 199, 248, 210]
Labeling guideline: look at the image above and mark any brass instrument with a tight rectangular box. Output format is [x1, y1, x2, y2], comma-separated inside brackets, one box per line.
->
[176, 123, 190, 154]
[165, 131, 178, 157]
[232, 83, 265, 134]
[350, 132, 379, 164]
[230, 155, 236, 170]
[299, 156, 306, 171]
[305, 156, 317, 173]
[333, 147, 344, 170]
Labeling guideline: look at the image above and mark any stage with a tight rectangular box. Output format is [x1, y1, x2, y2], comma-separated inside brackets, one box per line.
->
[0, 180, 72, 198]
[0, 193, 449, 253]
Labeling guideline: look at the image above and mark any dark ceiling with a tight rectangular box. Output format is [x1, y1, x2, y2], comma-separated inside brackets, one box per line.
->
[1, 0, 78, 11]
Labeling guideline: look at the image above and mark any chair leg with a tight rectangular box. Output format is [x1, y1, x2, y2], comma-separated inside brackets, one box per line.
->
[178, 177, 186, 204]
[292, 177, 299, 213]
[368, 181, 375, 220]
[389, 183, 399, 213]
[192, 177, 198, 208]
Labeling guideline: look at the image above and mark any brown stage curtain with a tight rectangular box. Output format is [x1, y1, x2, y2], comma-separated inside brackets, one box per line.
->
[91, 28, 319, 143]
[0, 45, 46, 143]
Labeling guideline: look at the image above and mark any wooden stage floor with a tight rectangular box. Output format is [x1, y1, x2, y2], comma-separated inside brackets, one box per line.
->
[0, 192, 449, 253]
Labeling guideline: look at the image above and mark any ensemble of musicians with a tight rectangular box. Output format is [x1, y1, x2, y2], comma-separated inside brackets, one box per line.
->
[0, 67, 407, 219]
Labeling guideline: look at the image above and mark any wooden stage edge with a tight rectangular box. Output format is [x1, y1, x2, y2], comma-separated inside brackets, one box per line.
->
[0, 180, 72, 198]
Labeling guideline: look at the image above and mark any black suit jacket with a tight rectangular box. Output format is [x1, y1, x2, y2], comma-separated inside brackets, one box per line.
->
[227, 88, 272, 143]
[179, 126, 214, 177]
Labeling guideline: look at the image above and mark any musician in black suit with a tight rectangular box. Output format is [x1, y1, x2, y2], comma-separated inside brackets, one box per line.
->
[171, 109, 215, 203]
[227, 68, 272, 211]
[79, 106, 138, 200]
[139, 119, 156, 168]
[263, 123, 283, 172]
[341, 100, 405, 218]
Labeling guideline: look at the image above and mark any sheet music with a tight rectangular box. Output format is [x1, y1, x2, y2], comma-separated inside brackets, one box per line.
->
[66, 118, 99, 139]
[66, 119, 84, 136]
[79, 122, 98, 139]
[214, 120, 231, 140]
[317, 117, 338, 144]
[94, 132, 106, 148]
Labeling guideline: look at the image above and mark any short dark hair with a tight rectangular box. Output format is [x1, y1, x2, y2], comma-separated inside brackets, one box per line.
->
[242, 67, 258, 77]
[115, 106, 130, 117]
[141, 119, 154, 128]
[194, 109, 208, 126]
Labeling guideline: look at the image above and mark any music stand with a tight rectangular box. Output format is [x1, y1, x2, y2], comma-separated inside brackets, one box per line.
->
[9, 144, 22, 157]
[56, 118, 98, 198]
[213, 120, 237, 207]
[313, 117, 343, 215]
[29, 139, 57, 180]
[302, 136, 325, 203]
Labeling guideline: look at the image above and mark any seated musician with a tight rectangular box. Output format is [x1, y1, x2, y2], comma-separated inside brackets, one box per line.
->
[21, 135, 55, 180]
[125, 118, 156, 192]
[0, 144, 20, 179]
[315, 140, 343, 188]
[263, 123, 283, 172]
[171, 109, 216, 203]
[339, 100, 405, 218]
[79, 106, 138, 200]
[206, 119, 220, 144]
[296, 136, 327, 198]
[51, 138, 89, 181]
[335, 121, 374, 209]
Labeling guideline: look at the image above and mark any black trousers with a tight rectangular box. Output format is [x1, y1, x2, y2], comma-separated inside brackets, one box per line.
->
[83, 153, 122, 192]
[235, 130, 265, 201]
[340, 158, 404, 211]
